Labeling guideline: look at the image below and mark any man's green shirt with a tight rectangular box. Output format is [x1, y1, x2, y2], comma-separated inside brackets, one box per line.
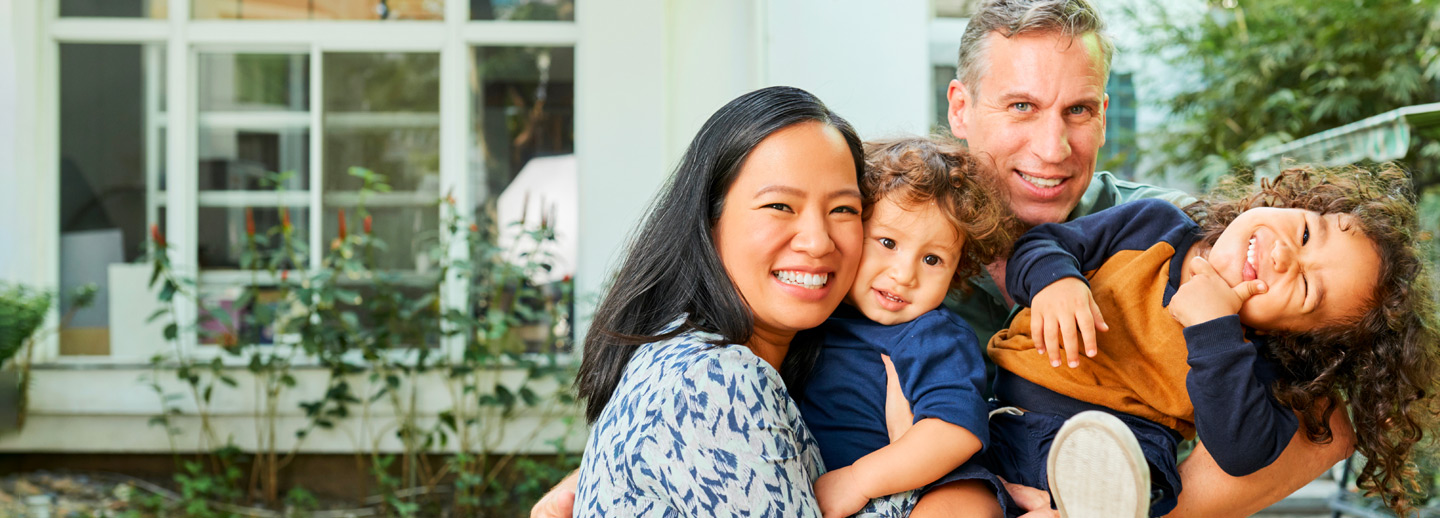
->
[946, 171, 1196, 347]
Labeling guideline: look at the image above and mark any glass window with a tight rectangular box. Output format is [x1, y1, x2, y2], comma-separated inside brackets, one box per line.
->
[62, 0, 167, 18]
[323, 52, 441, 270]
[470, 0, 574, 21]
[472, 46, 574, 351]
[192, 0, 442, 20]
[197, 53, 310, 192]
[58, 43, 166, 356]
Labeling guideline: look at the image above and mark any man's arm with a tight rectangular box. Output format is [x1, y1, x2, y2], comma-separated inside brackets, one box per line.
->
[530, 471, 578, 518]
[1166, 407, 1355, 518]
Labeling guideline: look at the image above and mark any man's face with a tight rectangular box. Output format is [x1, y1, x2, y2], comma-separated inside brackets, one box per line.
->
[948, 31, 1109, 227]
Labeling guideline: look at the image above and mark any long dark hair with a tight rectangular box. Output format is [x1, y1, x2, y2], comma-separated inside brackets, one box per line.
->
[576, 86, 865, 423]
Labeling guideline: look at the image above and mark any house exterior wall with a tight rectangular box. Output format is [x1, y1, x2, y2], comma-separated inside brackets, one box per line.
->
[0, 0, 935, 454]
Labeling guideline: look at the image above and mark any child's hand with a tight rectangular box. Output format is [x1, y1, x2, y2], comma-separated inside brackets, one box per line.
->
[1168, 256, 1267, 327]
[814, 466, 871, 518]
[1030, 277, 1109, 368]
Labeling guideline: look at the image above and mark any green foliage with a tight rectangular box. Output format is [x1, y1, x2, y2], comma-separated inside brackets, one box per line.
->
[0, 283, 52, 366]
[1139, 0, 1440, 190]
[141, 164, 578, 515]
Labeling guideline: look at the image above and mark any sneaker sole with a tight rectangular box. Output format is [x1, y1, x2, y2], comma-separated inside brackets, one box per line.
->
[1047, 410, 1150, 518]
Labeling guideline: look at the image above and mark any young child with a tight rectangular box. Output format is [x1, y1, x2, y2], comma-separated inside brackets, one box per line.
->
[798, 137, 1016, 518]
[988, 164, 1439, 517]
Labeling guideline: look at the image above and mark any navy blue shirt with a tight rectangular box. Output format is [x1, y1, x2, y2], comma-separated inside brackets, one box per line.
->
[798, 305, 990, 471]
[1008, 199, 1299, 476]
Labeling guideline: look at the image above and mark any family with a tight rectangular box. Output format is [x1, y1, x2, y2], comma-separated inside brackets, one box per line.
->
[534, 0, 1440, 516]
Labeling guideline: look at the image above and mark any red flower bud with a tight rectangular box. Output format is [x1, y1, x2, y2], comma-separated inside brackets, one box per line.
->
[245, 208, 256, 237]
[363, 215, 373, 234]
[468, 223, 479, 233]
[280, 207, 292, 233]
[150, 223, 165, 248]
[337, 209, 348, 240]
[280, 270, 289, 282]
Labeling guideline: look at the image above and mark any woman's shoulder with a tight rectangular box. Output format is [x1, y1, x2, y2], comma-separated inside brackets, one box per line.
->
[637, 329, 782, 394]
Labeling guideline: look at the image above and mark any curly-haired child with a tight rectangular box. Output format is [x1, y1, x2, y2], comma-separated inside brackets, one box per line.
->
[797, 136, 1020, 518]
[987, 164, 1440, 517]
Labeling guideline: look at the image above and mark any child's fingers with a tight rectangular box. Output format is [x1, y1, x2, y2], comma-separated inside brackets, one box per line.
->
[1077, 309, 1098, 359]
[1061, 319, 1082, 368]
[1089, 298, 1109, 333]
[1031, 311, 1046, 358]
[1045, 317, 1063, 368]
[1232, 279, 1268, 303]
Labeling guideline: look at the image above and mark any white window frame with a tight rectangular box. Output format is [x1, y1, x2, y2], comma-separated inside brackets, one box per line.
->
[35, 0, 579, 365]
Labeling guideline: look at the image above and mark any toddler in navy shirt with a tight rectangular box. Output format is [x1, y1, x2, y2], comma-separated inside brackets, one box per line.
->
[801, 137, 1015, 517]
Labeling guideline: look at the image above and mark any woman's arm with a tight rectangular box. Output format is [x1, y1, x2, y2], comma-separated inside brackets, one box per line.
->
[1166, 407, 1354, 518]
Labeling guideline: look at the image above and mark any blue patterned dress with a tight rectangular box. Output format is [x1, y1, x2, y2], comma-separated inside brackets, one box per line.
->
[575, 328, 825, 517]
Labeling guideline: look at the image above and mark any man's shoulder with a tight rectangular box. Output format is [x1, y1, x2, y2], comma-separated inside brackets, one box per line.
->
[1073, 171, 1197, 219]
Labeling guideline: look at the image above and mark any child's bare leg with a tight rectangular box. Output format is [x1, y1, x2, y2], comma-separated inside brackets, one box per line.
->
[909, 479, 1004, 518]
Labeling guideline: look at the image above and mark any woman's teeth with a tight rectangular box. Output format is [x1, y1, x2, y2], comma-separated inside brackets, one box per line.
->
[774, 270, 828, 289]
[1019, 172, 1063, 188]
[1246, 237, 1257, 270]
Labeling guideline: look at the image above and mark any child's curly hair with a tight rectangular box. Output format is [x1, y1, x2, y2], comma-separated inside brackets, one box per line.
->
[861, 137, 1017, 292]
[1186, 164, 1440, 514]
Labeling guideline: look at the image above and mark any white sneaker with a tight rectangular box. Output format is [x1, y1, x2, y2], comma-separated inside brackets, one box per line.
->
[1047, 411, 1151, 518]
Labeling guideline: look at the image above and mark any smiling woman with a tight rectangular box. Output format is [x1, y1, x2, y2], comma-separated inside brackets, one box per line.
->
[571, 86, 865, 516]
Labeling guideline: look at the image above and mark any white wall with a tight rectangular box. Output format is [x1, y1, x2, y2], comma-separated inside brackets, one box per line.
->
[765, 0, 931, 139]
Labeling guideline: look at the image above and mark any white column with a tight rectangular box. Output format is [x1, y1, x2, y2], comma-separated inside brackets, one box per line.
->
[763, 0, 931, 138]
[572, 0, 670, 343]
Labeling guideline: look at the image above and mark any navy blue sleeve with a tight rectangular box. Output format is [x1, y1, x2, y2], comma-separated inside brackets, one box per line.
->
[1008, 199, 1197, 306]
[889, 310, 991, 449]
[1184, 315, 1298, 476]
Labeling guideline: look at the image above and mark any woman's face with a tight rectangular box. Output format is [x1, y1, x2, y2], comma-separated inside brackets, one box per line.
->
[712, 121, 865, 346]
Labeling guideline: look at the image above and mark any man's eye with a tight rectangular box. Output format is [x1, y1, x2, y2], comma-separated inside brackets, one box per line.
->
[1302, 223, 1310, 245]
[923, 255, 942, 266]
[1012, 102, 1032, 112]
[1068, 105, 1089, 115]
[879, 238, 896, 249]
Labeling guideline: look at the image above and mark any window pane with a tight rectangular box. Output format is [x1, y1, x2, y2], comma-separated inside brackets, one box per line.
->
[198, 53, 311, 192]
[321, 207, 440, 271]
[198, 206, 310, 270]
[471, 0, 574, 21]
[323, 52, 440, 271]
[472, 46, 574, 352]
[62, 0, 167, 18]
[59, 43, 166, 356]
[193, 0, 442, 20]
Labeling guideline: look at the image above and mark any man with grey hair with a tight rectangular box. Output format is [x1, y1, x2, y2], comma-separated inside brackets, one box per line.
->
[925, 0, 1355, 517]
[532, 0, 1353, 516]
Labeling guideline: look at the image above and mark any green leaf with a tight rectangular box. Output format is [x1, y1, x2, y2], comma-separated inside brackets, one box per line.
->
[158, 280, 177, 302]
[163, 323, 178, 341]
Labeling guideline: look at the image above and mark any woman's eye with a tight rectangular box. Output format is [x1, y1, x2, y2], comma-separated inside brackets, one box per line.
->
[923, 255, 942, 266]
[879, 238, 896, 249]
[764, 203, 792, 212]
[1302, 223, 1310, 245]
[832, 205, 859, 215]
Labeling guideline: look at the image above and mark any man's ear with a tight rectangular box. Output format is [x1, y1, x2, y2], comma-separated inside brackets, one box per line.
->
[1098, 92, 1110, 148]
[947, 79, 971, 141]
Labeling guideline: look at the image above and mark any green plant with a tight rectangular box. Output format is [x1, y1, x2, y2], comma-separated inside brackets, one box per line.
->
[1134, 0, 1440, 193]
[142, 162, 579, 515]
